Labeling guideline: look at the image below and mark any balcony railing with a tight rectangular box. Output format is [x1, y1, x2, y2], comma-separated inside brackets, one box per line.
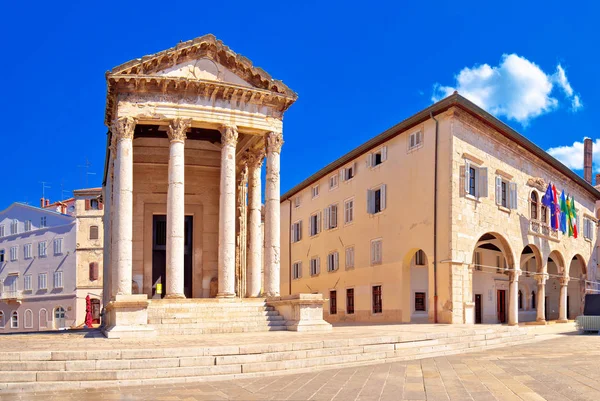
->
[0, 290, 23, 303]
[530, 220, 559, 240]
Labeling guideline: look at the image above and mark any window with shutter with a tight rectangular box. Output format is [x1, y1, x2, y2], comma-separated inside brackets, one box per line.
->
[345, 246, 355, 269]
[509, 182, 518, 209]
[369, 185, 386, 214]
[90, 226, 99, 240]
[346, 288, 355, 314]
[329, 175, 339, 190]
[309, 214, 320, 236]
[89, 262, 99, 281]
[344, 199, 354, 224]
[329, 290, 337, 315]
[24, 244, 32, 259]
[54, 238, 63, 255]
[24, 275, 32, 291]
[371, 239, 383, 265]
[53, 271, 63, 289]
[372, 285, 383, 314]
[294, 196, 301, 208]
[408, 131, 423, 151]
[310, 257, 320, 276]
[24, 220, 32, 232]
[292, 262, 302, 279]
[38, 273, 47, 290]
[0, 225, 4, 237]
[38, 241, 47, 257]
[311, 185, 320, 199]
[329, 204, 338, 229]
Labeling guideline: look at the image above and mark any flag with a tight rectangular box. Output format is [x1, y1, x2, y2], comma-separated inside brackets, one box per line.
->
[566, 196, 574, 237]
[571, 196, 578, 238]
[552, 184, 560, 230]
[560, 191, 568, 234]
[541, 184, 553, 207]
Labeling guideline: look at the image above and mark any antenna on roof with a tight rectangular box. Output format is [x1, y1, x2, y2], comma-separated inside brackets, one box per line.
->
[60, 180, 72, 201]
[77, 158, 96, 187]
[39, 181, 51, 201]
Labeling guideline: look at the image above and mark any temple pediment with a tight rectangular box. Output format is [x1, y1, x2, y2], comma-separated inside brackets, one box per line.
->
[153, 58, 253, 87]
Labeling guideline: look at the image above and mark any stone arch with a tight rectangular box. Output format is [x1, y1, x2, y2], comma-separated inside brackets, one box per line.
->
[548, 250, 566, 275]
[471, 232, 515, 324]
[545, 250, 566, 320]
[518, 245, 541, 322]
[568, 254, 587, 318]
[401, 248, 431, 323]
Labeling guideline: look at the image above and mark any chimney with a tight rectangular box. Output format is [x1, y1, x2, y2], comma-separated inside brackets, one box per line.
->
[584, 138, 593, 183]
[45, 199, 50, 207]
[40, 197, 45, 208]
[596, 174, 600, 187]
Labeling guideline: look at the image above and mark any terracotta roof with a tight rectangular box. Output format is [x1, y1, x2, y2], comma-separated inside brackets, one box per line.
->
[281, 93, 600, 201]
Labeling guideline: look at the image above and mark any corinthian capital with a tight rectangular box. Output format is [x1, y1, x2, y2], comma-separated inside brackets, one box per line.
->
[534, 273, 548, 285]
[167, 118, 192, 142]
[246, 148, 265, 170]
[560, 276, 570, 286]
[219, 125, 238, 147]
[266, 131, 283, 154]
[109, 134, 117, 160]
[112, 116, 137, 141]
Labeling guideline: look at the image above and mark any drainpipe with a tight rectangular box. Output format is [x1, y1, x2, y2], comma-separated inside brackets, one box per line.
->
[430, 111, 439, 324]
[288, 200, 293, 295]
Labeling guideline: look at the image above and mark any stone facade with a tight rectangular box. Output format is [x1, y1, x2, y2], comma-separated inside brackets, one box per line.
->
[281, 94, 599, 325]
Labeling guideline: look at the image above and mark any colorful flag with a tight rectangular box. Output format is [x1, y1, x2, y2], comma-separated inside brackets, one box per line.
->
[566, 196, 574, 237]
[560, 191, 568, 234]
[571, 196, 578, 238]
[552, 184, 560, 230]
[541, 184, 553, 207]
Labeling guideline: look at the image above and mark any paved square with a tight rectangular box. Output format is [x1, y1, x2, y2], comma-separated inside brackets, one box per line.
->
[3, 331, 599, 400]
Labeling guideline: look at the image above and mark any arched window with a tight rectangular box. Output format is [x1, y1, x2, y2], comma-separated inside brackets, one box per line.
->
[24, 309, 33, 329]
[531, 291, 536, 309]
[530, 192, 538, 220]
[0, 311, 4, 328]
[89, 226, 99, 240]
[541, 205, 548, 224]
[518, 290, 523, 310]
[11, 311, 18, 329]
[415, 250, 426, 266]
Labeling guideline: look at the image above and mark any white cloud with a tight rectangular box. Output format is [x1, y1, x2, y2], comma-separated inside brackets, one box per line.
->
[547, 139, 600, 172]
[432, 54, 583, 125]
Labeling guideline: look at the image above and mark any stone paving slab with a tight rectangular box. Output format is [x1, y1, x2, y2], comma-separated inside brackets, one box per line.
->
[0, 324, 595, 400]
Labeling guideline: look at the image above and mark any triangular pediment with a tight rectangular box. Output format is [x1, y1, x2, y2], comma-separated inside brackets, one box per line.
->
[108, 34, 296, 98]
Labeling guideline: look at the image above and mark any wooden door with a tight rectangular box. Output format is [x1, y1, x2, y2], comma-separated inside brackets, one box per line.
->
[152, 215, 167, 298]
[475, 294, 482, 324]
[497, 290, 506, 323]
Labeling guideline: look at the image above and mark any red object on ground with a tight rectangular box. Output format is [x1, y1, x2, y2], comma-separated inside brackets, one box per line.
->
[85, 295, 93, 328]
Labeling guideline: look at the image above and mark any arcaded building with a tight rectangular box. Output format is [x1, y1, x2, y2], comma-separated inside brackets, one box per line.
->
[280, 93, 599, 325]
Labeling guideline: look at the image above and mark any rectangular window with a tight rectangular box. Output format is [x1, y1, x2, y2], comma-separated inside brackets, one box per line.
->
[38, 241, 47, 257]
[24, 244, 32, 260]
[293, 196, 301, 208]
[372, 285, 383, 314]
[0, 249, 4, 262]
[40, 216, 47, 228]
[415, 250, 425, 266]
[10, 219, 18, 235]
[54, 238, 63, 255]
[409, 130, 423, 150]
[496, 255, 502, 274]
[341, 163, 357, 181]
[463, 161, 488, 199]
[292, 261, 302, 279]
[329, 175, 339, 190]
[39, 273, 47, 290]
[367, 146, 388, 167]
[53, 271, 63, 289]
[324, 204, 338, 230]
[10, 246, 18, 261]
[24, 275, 32, 291]
[346, 289, 355, 314]
[6, 275, 17, 292]
[474, 251, 482, 271]
[415, 292, 426, 312]
[24, 220, 32, 232]
[310, 257, 320, 276]
[344, 199, 354, 224]
[367, 185, 387, 214]
[312, 185, 320, 199]
[90, 226, 99, 240]
[371, 239, 383, 265]
[0, 225, 4, 237]
[345, 246, 355, 269]
[584, 217, 594, 240]
[309, 212, 321, 236]
[90, 199, 100, 210]
[495, 177, 517, 209]
[291, 221, 302, 243]
[327, 251, 339, 272]
[329, 290, 337, 315]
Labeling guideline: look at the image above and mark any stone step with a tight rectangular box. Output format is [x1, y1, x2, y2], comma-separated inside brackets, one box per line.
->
[149, 316, 285, 324]
[147, 305, 274, 310]
[0, 332, 535, 392]
[148, 311, 281, 320]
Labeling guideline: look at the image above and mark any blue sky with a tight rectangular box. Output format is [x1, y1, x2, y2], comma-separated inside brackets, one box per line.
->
[1, 0, 598, 209]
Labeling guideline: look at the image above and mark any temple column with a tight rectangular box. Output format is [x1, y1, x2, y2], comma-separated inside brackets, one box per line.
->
[217, 126, 238, 298]
[535, 274, 548, 323]
[111, 116, 136, 296]
[246, 149, 265, 297]
[558, 276, 569, 322]
[508, 269, 521, 326]
[264, 132, 283, 297]
[165, 118, 191, 298]
[235, 163, 248, 298]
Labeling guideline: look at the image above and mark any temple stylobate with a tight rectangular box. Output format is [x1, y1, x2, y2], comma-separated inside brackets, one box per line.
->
[101, 35, 330, 338]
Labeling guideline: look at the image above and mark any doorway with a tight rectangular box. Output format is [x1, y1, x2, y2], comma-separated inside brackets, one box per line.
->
[497, 290, 506, 323]
[91, 299, 101, 324]
[475, 294, 482, 324]
[152, 215, 194, 298]
[567, 295, 570, 320]
[54, 307, 66, 329]
[545, 296, 549, 321]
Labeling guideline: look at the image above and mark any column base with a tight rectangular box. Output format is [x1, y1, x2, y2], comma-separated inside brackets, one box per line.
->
[508, 322, 519, 326]
[102, 294, 155, 339]
[267, 294, 332, 332]
[164, 293, 186, 299]
[556, 319, 570, 323]
[526, 319, 547, 325]
[216, 292, 236, 298]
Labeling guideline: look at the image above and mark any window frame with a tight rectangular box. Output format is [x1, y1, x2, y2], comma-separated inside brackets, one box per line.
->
[367, 184, 387, 215]
[324, 203, 338, 230]
[10, 311, 18, 329]
[329, 174, 339, 190]
[415, 250, 426, 266]
[344, 198, 354, 225]
[345, 246, 355, 270]
[39, 241, 47, 257]
[370, 238, 383, 265]
[24, 220, 32, 232]
[40, 216, 47, 228]
[24, 274, 32, 292]
[372, 285, 383, 314]
[292, 261, 302, 280]
[310, 257, 320, 276]
[10, 246, 18, 261]
[291, 220, 302, 243]
[24, 243, 32, 260]
[54, 238, 63, 255]
[38, 273, 48, 290]
[408, 130, 423, 151]
[53, 271, 63, 289]
[0, 225, 4, 237]
[311, 185, 320, 199]
[329, 290, 337, 315]
[327, 251, 339, 272]
[90, 225, 99, 240]
[414, 292, 426, 312]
